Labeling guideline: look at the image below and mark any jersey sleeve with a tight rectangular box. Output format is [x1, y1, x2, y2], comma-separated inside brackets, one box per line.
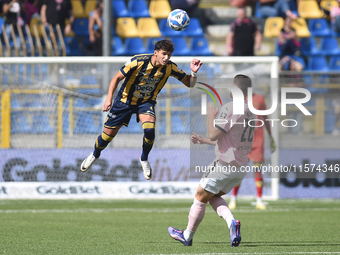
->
[119, 59, 138, 77]
[214, 104, 234, 134]
[170, 63, 186, 81]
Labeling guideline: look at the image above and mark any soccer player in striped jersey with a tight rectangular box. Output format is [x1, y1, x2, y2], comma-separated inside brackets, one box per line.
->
[168, 75, 255, 247]
[229, 93, 276, 210]
[80, 39, 203, 180]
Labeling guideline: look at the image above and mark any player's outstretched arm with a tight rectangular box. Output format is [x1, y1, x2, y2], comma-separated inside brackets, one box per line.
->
[207, 106, 224, 141]
[181, 59, 203, 88]
[191, 132, 216, 146]
[102, 71, 124, 112]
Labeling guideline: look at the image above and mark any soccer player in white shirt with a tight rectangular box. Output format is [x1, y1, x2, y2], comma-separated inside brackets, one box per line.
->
[168, 74, 256, 247]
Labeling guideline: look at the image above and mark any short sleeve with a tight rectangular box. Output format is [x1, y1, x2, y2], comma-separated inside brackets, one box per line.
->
[119, 59, 138, 77]
[214, 104, 233, 133]
[170, 62, 186, 81]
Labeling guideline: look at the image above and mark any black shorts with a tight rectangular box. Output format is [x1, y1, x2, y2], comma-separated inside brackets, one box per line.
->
[104, 100, 156, 129]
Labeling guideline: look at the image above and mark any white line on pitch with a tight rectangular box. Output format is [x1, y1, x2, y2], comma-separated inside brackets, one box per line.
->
[0, 207, 340, 214]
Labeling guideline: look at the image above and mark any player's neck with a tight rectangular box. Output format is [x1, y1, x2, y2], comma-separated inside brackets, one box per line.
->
[151, 55, 161, 67]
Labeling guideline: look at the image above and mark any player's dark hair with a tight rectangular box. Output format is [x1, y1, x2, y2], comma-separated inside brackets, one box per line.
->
[154, 39, 175, 53]
[96, 0, 103, 8]
[233, 74, 252, 96]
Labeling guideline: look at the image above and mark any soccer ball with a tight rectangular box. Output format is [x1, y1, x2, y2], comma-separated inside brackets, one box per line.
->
[167, 9, 190, 31]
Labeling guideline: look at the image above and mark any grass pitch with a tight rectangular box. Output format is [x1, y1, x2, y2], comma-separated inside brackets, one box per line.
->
[0, 199, 339, 254]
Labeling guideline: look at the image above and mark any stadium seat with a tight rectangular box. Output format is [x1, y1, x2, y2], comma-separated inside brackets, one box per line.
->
[125, 37, 146, 55]
[74, 114, 101, 134]
[308, 56, 329, 71]
[149, 0, 171, 19]
[11, 113, 31, 133]
[137, 18, 162, 38]
[112, 0, 130, 18]
[74, 98, 86, 108]
[300, 37, 321, 56]
[32, 114, 55, 134]
[85, 0, 97, 16]
[11, 98, 20, 108]
[116, 17, 139, 38]
[254, 1, 263, 18]
[158, 18, 186, 37]
[190, 37, 213, 56]
[73, 18, 89, 37]
[325, 110, 336, 134]
[185, 18, 204, 37]
[171, 98, 190, 108]
[171, 37, 190, 56]
[305, 56, 330, 91]
[71, 0, 87, 18]
[128, 0, 150, 18]
[298, 0, 325, 19]
[146, 37, 162, 53]
[171, 112, 190, 134]
[320, 37, 340, 55]
[157, 112, 166, 134]
[320, 0, 339, 11]
[119, 118, 141, 133]
[263, 17, 284, 38]
[308, 19, 332, 37]
[329, 56, 340, 70]
[0, 17, 4, 35]
[64, 37, 83, 56]
[80, 75, 98, 85]
[291, 18, 311, 38]
[111, 36, 126, 56]
[62, 111, 69, 134]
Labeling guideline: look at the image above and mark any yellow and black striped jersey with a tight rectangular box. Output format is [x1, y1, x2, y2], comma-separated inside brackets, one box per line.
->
[117, 54, 187, 105]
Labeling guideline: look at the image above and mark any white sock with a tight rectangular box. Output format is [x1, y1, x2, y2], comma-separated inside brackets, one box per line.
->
[231, 195, 236, 201]
[226, 215, 235, 229]
[183, 228, 195, 241]
[257, 197, 262, 204]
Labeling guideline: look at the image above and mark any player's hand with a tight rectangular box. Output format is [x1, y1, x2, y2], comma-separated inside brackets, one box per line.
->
[207, 105, 219, 120]
[191, 132, 204, 144]
[102, 99, 112, 112]
[270, 136, 276, 153]
[190, 59, 203, 73]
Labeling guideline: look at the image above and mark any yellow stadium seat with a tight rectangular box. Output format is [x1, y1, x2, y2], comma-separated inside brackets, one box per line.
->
[137, 18, 162, 38]
[149, 0, 171, 19]
[291, 18, 311, 37]
[30, 18, 44, 37]
[320, 0, 339, 11]
[85, 0, 97, 16]
[263, 17, 284, 38]
[116, 17, 139, 38]
[298, 0, 325, 19]
[71, 0, 87, 18]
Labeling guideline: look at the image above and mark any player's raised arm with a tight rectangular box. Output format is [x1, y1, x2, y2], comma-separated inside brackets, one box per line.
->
[207, 106, 224, 141]
[102, 71, 124, 112]
[181, 59, 203, 88]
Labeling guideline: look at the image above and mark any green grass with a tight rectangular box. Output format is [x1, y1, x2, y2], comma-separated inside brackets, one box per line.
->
[0, 199, 340, 254]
